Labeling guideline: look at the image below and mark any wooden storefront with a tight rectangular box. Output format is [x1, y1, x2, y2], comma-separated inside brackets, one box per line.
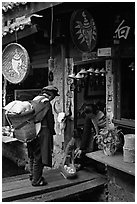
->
[2, 2, 135, 202]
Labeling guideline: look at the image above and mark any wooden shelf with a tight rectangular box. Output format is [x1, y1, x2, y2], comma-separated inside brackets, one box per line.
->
[86, 150, 135, 176]
[113, 119, 135, 129]
[74, 57, 111, 66]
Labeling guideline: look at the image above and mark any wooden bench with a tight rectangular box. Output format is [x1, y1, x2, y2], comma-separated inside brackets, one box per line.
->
[2, 168, 106, 202]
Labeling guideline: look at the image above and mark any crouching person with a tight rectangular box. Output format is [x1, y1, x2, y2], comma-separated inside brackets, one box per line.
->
[75, 103, 106, 168]
[27, 85, 59, 186]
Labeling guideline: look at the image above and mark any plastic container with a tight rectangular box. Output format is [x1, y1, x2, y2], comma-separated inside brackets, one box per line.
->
[124, 134, 135, 149]
[123, 147, 135, 163]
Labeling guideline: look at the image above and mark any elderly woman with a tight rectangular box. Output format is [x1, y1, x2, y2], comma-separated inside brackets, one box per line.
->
[27, 85, 59, 186]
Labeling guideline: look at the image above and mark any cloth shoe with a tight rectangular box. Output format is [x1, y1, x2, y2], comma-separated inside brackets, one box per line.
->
[32, 176, 47, 186]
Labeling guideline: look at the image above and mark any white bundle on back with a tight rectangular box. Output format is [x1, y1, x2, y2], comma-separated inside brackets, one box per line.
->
[4, 100, 32, 114]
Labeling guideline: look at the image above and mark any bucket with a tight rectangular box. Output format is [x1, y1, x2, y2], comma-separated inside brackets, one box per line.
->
[123, 147, 135, 163]
[7, 109, 36, 143]
[124, 134, 135, 149]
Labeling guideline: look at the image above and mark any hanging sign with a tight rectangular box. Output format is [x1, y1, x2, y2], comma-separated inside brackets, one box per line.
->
[70, 9, 97, 53]
[2, 43, 30, 84]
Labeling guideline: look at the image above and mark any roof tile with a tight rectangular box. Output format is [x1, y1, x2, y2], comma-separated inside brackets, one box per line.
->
[2, 2, 27, 12]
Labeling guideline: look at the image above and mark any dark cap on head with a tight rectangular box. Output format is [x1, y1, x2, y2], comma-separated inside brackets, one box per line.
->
[42, 85, 60, 96]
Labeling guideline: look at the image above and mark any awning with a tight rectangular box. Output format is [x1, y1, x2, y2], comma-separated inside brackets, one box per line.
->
[2, 2, 27, 12]
[2, 14, 43, 37]
[2, 2, 63, 45]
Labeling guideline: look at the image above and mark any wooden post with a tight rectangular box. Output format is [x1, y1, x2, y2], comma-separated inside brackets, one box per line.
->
[60, 44, 65, 145]
[64, 58, 74, 147]
[3, 78, 7, 126]
[106, 59, 114, 129]
[3, 78, 7, 107]
[61, 44, 65, 112]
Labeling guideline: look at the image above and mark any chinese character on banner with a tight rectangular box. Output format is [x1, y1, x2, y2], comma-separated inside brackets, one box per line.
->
[115, 20, 130, 40]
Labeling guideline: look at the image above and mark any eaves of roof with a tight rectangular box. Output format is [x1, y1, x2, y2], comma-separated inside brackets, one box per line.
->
[2, 2, 27, 12]
[2, 2, 30, 37]
[2, 2, 63, 38]
[2, 15, 34, 37]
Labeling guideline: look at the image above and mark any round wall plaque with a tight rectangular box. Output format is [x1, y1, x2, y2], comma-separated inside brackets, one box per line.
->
[70, 9, 97, 53]
[2, 43, 30, 84]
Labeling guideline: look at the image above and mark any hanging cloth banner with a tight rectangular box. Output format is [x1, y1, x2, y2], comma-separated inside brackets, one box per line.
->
[2, 43, 30, 84]
[70, 9, 97, 53]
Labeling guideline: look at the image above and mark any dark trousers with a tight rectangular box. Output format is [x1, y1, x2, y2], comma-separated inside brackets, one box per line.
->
[27, 137, 44, 185]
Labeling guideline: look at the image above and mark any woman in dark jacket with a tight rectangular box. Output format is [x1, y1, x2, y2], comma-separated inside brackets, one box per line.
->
[27, 85, 59, 186]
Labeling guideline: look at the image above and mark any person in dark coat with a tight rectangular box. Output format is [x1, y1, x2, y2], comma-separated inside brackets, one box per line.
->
[27, 85, 59, 186]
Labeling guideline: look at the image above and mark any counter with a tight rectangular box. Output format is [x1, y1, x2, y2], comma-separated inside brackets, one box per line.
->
[86, 150, 135, 176]
[86, 150, 135, 202]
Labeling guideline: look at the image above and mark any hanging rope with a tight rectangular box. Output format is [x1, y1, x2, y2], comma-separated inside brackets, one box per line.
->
[3, 78, 7, 107]
[5, 112, 13, 128]
[15, 30, 18, 43]
[48, 4, 55, 84]
[50, 4, 53, 57]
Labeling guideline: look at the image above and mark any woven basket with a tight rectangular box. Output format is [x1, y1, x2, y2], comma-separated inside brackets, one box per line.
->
[7, 109, 36, 143]
[60, 150, 77, 179]
[60, 163, 77, 179]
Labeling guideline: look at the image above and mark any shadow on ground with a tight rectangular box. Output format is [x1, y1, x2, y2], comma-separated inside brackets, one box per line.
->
[2, 157, 26, 178]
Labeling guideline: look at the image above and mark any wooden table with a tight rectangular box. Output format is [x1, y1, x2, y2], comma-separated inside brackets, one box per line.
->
[86, 150, 135, 176]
